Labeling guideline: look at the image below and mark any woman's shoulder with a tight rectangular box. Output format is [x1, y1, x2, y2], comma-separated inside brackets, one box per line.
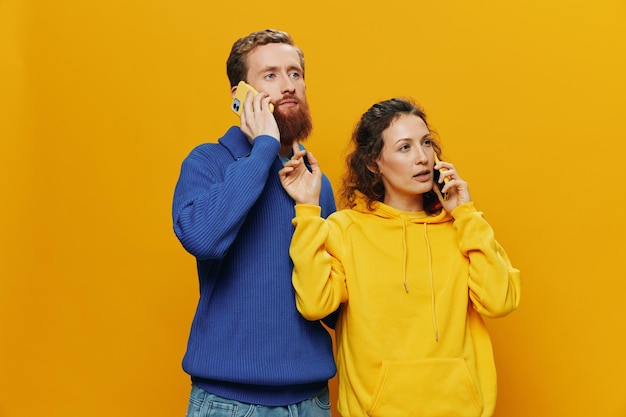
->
[328, 207, 370, 226]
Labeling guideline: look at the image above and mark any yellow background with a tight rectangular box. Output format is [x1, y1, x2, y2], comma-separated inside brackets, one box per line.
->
[2, 0, 625, 416]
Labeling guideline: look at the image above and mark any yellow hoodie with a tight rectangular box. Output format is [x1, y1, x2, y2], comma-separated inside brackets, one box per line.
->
[290, 195, 521, 417]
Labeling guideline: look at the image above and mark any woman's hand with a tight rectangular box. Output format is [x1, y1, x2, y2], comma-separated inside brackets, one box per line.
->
[434, 160, 471, 212]
[279, 142, 321, 206]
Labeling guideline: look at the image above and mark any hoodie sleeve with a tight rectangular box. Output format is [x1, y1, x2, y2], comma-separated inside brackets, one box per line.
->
[290, 204, 348, 321]
[452, 202, 521, 318]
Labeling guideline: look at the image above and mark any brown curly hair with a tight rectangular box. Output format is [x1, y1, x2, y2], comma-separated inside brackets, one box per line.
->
[226, 29, 305, 88]
[341, 97, 443, 214]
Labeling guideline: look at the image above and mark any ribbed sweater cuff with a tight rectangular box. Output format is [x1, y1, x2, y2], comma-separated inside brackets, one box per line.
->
[192, 377, 328, 406]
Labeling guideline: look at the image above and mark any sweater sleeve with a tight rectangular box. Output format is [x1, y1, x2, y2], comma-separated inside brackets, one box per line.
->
[290, 204, 348, 321]
[172, 135, 280, 260]
[452, 202, 521, 318]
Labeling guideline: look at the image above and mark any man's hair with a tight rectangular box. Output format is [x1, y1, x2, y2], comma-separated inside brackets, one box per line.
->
[341, 97, 443, 214]
[226, 29, 305, 87]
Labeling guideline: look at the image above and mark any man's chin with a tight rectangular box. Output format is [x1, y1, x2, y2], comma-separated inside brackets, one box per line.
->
[275, 106, 313, 145]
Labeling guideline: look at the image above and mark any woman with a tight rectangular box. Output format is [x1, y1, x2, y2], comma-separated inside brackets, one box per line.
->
[279, 97, 521, 417]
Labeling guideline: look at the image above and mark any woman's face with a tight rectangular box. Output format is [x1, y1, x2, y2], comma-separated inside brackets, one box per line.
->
[375, 114, 436, 212]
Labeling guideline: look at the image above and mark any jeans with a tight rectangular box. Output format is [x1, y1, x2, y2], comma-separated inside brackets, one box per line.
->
[186, 384, 331, 417]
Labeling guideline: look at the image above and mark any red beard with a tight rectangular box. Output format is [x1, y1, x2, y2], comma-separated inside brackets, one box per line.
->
[273, 96, 313, 147]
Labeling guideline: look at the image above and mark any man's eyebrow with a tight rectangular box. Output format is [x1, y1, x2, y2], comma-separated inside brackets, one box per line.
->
[258, 64, 303, 73]
[259, 65, 279, 73]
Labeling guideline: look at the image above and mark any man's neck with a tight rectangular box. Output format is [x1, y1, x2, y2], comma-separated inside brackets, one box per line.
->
[278, 143, 295, 158]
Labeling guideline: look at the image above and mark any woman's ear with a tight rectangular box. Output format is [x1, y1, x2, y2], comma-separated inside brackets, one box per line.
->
[366, 163, 378, 174]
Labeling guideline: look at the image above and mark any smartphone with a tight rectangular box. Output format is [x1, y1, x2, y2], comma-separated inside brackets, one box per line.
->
[434, 154, 449, 200]
[231, 81, 274, 116]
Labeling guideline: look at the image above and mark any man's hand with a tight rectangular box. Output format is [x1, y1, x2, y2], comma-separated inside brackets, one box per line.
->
[239, 90, 280, 144]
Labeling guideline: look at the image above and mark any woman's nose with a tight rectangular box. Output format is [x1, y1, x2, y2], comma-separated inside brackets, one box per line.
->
[415, 148, 428, 164]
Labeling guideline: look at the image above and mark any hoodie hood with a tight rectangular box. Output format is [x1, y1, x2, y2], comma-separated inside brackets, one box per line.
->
[351, 191, 452, 224]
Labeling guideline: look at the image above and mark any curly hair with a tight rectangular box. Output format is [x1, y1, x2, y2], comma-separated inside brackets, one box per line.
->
[341, 97, 443, 214]
[226, 29, 305, 88]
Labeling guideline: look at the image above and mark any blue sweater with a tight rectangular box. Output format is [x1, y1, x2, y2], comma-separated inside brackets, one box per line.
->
[172, 126, 337, 406]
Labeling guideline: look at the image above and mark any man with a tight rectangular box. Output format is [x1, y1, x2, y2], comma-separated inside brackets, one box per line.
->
[172, 29, 337, 416]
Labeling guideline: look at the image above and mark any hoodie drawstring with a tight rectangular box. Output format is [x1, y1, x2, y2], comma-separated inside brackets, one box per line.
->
[401, 217, 409, 293]
[423, 223, 440, 342]
[400, 217, 440, 342]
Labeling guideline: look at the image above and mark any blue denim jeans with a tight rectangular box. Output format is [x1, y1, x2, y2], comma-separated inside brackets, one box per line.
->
[185, 384, 331, 417]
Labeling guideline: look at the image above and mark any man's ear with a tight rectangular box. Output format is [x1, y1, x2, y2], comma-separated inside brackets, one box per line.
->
[230, 85, 238, 98]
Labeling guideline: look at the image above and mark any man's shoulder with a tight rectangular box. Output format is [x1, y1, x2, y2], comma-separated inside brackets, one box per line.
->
[185, 141, 228, 162]
[186, 127, 245, 160]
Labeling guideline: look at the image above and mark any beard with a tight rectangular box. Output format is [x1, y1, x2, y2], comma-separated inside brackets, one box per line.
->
[273, 96, 313, 147]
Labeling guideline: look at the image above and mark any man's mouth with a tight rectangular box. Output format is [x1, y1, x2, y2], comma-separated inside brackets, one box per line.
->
[279, 99, 298, 106]
[277, 95, 299, 106]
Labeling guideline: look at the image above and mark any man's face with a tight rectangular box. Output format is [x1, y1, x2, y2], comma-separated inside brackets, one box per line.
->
[244, 43, 312, 145]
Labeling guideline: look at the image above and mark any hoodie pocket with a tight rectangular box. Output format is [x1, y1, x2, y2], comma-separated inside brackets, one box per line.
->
[367, 358, 482, 417]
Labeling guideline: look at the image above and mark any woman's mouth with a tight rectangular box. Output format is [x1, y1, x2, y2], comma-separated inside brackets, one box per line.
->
[413, 169, 431, 182]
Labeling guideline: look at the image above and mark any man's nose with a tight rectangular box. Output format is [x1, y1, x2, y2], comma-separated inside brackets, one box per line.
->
[281, 77, 296, 94]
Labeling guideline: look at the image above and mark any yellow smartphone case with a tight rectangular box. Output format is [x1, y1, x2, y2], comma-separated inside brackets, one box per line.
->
[231, 81, 274, 115]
